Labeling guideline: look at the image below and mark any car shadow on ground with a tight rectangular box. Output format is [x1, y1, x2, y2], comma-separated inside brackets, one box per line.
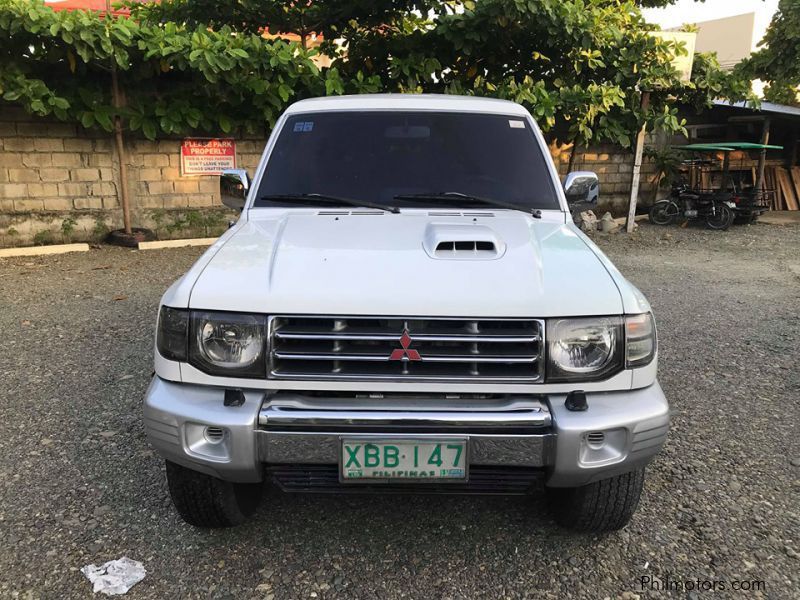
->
[191, 480, 602, 552]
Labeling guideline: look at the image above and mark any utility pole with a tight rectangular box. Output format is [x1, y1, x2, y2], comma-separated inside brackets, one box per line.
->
[106, 0, 132, 235]
[626, 91, 650, 233]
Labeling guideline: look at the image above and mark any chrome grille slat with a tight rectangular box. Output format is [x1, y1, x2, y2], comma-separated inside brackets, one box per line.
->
[269, 316, 545, 382]
[273, 352, 539, 364]
[274, 332, 540, 343]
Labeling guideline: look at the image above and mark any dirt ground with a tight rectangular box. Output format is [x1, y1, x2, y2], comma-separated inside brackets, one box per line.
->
[0, 221, 798, 599]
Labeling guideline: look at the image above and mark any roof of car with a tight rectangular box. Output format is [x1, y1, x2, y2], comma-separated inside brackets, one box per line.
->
[285, 94, 530, 116]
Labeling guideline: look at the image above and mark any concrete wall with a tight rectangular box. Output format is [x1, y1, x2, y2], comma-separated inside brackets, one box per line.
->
[0, 107, 261, 246]
[0, 106, 658, 246]
[549, 141, 660, 215]
[692, 12, 757, 72]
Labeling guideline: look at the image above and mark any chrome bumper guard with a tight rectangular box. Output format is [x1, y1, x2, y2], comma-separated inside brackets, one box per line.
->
[257, 393, 554, 468]
[144, 378, 669, 487]
[259, 397, 551, 430]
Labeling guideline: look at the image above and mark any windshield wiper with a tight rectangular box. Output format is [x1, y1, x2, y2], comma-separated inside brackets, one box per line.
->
[393, 192, 541, 218]
[259, 193, 400, 214]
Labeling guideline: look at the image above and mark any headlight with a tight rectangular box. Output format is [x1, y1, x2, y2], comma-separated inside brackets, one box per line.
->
[546, 317, 623, 382]
[156, 307, 268, 377]
[625, 313, 656, 368]
[545, 314, 657, 382]
[189, 311, 267, 377]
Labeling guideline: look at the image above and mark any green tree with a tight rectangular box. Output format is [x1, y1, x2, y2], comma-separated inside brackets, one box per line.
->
[332, 0, 740, 147]
[0, 0, 335, 137]
[159, 0, 737, 148]
[125, 0, 440, 52]
[0, 0, 747, 147]
[735, 0, 800, 105]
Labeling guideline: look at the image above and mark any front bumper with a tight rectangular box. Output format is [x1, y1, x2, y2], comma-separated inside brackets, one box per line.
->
[143, 377, 669, 488]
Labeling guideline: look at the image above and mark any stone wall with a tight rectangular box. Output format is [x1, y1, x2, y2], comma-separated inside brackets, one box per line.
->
[1, 106, 660, 247]
[549, 141, 662, 215]
[0, 107, 262, 247]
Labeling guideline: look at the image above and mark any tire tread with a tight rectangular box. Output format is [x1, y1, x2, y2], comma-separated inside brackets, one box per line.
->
[165, 461, 261, 528]
[548, 468, 645, 533]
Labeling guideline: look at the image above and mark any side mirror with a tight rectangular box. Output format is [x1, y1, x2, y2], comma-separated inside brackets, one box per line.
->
[220, 168, 250, 211]
[564, 171, 599, 206]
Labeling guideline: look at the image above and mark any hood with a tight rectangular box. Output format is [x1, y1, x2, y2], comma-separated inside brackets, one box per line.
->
[188, 210, 623, 317]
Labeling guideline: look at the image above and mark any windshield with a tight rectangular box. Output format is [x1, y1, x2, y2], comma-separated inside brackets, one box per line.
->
[254, 111, 561, 210]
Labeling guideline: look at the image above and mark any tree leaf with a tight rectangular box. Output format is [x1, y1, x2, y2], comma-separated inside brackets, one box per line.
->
[142, 119, 157, 140]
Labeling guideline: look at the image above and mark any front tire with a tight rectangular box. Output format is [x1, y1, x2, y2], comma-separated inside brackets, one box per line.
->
[648, 201, 679, 225]
[734, 211, 758, 225]
[546, 468, 645, 533]
[705, 204, 734, 230]
[165, 460, 263, 528]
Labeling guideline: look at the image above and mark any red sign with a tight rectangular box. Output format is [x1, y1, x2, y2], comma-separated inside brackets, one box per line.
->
[180, 138, 236, 176]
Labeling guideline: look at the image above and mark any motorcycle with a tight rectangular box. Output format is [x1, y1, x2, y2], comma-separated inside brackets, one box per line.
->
[649, 184, 735, 230]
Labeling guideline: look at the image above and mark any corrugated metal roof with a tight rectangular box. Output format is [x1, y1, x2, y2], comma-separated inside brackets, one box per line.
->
[713, 100, 800, 118]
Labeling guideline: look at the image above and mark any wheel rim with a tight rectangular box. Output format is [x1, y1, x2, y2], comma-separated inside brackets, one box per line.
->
[706, 205, 732, 229]
[650, 202, 678, 225]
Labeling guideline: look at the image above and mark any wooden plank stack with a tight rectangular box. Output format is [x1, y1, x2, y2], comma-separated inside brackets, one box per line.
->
[790, 168, 800, 211]
[764, 166, 800, 211]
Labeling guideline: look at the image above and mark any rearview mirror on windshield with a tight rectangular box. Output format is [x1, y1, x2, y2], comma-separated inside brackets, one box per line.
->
[220, 169, 250, 211]
[564, 171, 599, 206]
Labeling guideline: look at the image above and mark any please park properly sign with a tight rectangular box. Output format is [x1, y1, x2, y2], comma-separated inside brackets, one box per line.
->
[180, 138, 236, 175]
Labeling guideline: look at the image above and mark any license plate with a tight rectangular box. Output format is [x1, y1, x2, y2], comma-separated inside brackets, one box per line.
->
[340, 439, 467, 481]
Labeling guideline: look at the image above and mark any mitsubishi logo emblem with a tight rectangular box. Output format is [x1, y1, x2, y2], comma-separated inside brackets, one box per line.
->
[389, 329, 421, 361]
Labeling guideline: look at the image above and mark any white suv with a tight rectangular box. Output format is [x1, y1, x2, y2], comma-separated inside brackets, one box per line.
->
[145, 94, 668, 532]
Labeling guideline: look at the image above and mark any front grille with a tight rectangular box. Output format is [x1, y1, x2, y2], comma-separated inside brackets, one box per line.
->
[268, 464, 544, 495]
[268, 316, 544, 382]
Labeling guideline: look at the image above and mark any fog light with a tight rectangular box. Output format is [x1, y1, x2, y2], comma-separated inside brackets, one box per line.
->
[586, 431, 605, 449]
[204, 426, 225, 444]
[185, 423, 231, 461]
[579, 428, 627, 466]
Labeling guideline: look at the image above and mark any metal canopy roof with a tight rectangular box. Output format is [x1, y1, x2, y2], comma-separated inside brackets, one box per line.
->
[675, 143, 736, 152]
[676, 142, 784, 152]
[712, 142, 784, 150]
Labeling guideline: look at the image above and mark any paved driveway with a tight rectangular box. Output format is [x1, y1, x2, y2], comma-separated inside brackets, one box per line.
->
[0, 222, 798, 599]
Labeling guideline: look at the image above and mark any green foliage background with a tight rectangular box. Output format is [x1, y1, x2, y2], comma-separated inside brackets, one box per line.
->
[735, 0, 799, 106]
[0, 0, 754, 147]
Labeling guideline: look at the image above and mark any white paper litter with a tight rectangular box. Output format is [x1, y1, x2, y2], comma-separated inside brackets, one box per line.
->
[81, 557, 146, 596]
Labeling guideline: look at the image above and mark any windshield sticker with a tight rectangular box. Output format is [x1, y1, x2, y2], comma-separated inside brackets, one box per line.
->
[293, 121, 314, 132]
[509, 120, 525, 129]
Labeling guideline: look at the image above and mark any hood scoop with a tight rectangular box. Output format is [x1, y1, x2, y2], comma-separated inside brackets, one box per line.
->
[423, 223, 506, 260]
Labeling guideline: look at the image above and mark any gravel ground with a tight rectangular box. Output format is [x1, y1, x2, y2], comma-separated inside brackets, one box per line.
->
[0, 221, 798, 599]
